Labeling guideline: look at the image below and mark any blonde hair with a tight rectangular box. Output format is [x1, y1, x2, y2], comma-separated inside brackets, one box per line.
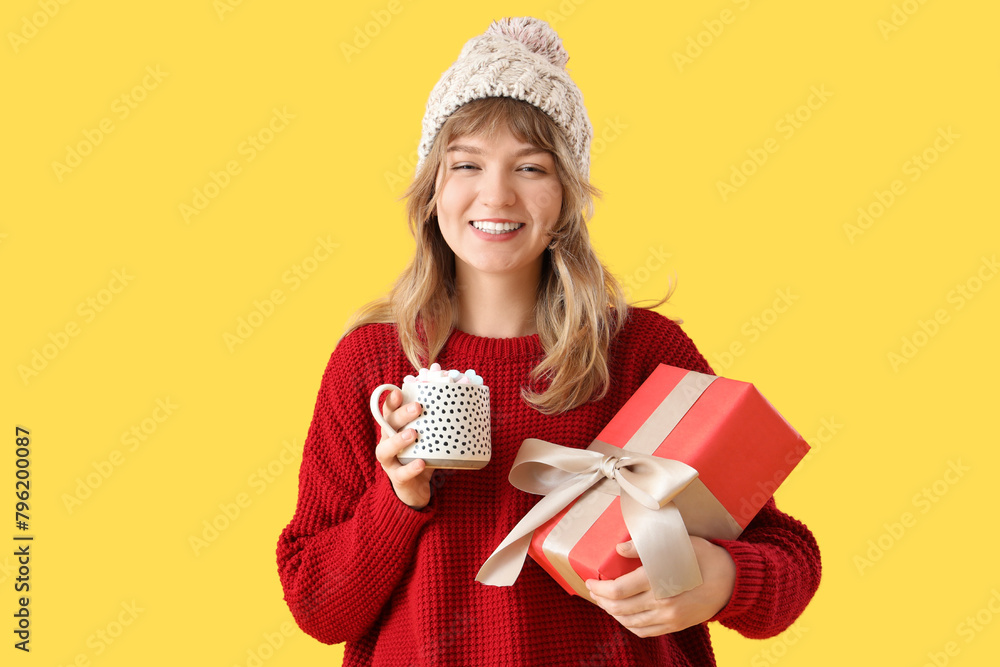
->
[342, 97, 673, 414]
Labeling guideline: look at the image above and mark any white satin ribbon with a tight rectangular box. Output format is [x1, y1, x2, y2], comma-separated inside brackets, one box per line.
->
[475, 438, 704, 598]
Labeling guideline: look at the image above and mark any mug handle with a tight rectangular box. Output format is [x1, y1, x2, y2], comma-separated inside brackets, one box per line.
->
[369, 384, 403, 438]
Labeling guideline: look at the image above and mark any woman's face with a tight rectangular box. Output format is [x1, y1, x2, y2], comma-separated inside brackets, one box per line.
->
[434, 127, 563, 283]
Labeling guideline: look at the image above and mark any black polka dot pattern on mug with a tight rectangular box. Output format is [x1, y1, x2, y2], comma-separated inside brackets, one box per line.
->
[410, 384, 491, 460]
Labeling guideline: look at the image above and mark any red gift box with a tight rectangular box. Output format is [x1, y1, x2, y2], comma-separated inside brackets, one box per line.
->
[476, 364, 809, 600]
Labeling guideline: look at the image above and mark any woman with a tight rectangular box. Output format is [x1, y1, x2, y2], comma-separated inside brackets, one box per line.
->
[276, 17, 820, 666]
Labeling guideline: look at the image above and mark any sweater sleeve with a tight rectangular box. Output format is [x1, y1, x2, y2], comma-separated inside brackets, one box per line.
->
[275, 332, 434, 644]
[706, 496, 821, 637]
[642, 309, 822, 637]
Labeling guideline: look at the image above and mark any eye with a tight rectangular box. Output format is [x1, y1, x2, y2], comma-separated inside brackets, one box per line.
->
[519, 165, 546, 173]
[450, 163, 478, 171]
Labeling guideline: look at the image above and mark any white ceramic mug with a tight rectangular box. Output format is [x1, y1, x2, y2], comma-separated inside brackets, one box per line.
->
[369, 381, 491, 470]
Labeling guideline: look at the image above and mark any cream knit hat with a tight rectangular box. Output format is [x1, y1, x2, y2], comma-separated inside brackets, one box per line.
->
[415, 16, 593, 180]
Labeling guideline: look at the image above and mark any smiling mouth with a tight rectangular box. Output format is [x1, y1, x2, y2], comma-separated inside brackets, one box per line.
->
[470, 220, 525, 234]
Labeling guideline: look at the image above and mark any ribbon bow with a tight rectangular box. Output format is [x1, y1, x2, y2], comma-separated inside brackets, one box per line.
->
[476, 438, 704, 599]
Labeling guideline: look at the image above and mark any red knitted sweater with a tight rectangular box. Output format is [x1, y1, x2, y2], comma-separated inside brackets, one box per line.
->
[276, 307, 821, 666]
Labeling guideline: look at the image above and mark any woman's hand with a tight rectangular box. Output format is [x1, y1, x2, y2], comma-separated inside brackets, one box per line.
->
[374, 388, 434, 510]
[585, 536, 736, 637]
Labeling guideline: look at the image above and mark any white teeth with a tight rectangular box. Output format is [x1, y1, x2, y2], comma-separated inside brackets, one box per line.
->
[471, 220, 524, 234]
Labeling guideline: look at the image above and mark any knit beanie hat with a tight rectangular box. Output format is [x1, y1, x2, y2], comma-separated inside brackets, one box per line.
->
[415, 16, 593, 180]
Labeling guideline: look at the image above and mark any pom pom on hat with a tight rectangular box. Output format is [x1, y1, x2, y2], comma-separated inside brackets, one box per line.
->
[415, 16, 592, 179]
[486, 16, 569, 69]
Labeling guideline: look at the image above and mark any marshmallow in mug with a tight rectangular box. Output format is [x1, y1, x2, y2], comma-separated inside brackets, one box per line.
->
[403, 363, 484, 386]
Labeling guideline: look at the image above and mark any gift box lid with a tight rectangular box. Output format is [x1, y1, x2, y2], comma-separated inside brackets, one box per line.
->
[597, 364, 808, 526]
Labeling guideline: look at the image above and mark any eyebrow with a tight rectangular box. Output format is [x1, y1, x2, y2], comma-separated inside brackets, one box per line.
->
[446, 144, 549, 158]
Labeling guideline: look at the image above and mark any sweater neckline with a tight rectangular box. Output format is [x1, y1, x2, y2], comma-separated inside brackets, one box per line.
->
[444, 326, 542, 358]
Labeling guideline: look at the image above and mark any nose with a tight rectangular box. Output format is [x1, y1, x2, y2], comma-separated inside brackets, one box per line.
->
[478, 169, 517, 209]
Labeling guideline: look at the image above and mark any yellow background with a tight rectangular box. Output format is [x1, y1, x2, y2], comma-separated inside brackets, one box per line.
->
[3, 0, 998, 664]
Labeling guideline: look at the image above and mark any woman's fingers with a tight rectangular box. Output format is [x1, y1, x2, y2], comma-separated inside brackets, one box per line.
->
[380, 387, 401, 419]
[587, 566, 651, 605]
[381, 389, 422, 434]
[375, 427, 416, 467]
[391, 401, 421, 431]
[585, 538, 738, 637]
[375, 390, 432, 509]
[380, 389, 402, 432]
[394, 457, 427, 483]
[375, 429, 432, 509]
